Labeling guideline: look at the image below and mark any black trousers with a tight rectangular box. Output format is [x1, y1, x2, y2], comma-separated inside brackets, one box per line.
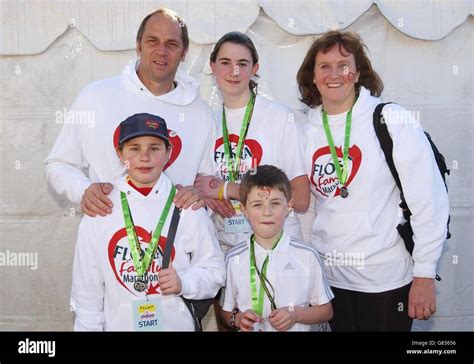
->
[329, 283, 413, 331]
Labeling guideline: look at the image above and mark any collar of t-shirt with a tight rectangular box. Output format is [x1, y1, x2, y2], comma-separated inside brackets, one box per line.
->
[127, 178, 152, 196]
[252, 231, 291, 257]
[224, 104, 247, 115]
[223, 104, 247, 132]
[323, 110, 349, 127]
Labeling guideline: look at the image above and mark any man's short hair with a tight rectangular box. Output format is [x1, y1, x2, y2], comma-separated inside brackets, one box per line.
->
[240, 165, 292, 205]
[136, 7, 189, 50]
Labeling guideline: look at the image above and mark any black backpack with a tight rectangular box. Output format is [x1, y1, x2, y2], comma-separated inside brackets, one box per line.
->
[373, 103, 451, 281]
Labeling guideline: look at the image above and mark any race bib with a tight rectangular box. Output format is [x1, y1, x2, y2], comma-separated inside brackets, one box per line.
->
[224, 201, 251, 233]
[132, 296, 163, 331]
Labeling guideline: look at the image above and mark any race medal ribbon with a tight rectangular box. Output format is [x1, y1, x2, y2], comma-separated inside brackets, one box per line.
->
[222, 93, 256, 182]
[250, 231, 283, 317]
[322, 105, 354, 198]
[121, 185, 176, 291]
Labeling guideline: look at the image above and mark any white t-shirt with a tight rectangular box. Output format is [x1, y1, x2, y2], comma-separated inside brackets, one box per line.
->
[71, 173, 225, 331]
[204, 95, 307, 247]
[220, 231, 334, 332]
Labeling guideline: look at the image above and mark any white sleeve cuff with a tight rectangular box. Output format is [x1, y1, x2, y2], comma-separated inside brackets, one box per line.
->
[412, 261, 438, 278]
[178, 271, 191, 297]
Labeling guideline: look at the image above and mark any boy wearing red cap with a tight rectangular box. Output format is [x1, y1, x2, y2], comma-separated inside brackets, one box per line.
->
[71, 113, 225, 331]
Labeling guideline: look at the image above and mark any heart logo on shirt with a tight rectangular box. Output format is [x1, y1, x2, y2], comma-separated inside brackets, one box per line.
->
[113, 127, 182, 171]
[108, 226, 175, 296]
[310, 145, 362, 198]
[214, 135, 263, 181]
[164, 130, 182, 170]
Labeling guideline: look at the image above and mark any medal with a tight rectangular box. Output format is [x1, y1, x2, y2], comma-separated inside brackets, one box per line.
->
[134, 277, 147, 292]
[253, 321, 264, 332]
[322, 101, 356, 199]
[222, 93, 256, 182]
[340, 186, 349, 198]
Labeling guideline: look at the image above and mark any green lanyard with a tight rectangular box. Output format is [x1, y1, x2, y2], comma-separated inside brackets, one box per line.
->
[222, 93, 256, 182]
[322, 107, 354, 187]
[249, 231, 283, 316]
[120, 185, 176, 277]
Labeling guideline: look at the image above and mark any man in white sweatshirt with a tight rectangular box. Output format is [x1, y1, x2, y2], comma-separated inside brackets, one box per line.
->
[45, 8, 215, 216]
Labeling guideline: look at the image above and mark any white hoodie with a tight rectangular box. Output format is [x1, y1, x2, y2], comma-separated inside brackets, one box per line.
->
[45, 61, 216, 204]
[70, 173, 225, 331]
[303, 87, 449, 292]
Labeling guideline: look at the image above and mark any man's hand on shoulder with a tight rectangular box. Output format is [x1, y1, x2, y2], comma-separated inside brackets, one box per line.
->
[81, 183, 113, 217]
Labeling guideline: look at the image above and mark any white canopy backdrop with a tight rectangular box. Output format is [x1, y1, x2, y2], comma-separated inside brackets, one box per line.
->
[0, 0, 472, 331]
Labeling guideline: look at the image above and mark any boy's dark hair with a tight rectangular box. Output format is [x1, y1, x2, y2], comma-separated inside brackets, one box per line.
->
[240, 165, 292, 205]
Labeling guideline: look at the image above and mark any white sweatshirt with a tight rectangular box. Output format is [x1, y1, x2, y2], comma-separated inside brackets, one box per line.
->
[70, 173, 225, 331]
[45, 61, 216, 204]
[303, 86, 449, 292]
[203, 95, 307, 247]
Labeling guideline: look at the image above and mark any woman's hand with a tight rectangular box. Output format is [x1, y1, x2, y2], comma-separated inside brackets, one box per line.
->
[409, 277, 436, 320]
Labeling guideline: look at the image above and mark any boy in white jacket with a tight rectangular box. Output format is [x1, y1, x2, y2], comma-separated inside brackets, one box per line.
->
[71, 113, 225, 331]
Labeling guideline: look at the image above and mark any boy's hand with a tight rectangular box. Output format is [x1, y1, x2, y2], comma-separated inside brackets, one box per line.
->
[269, 307, 297, 331]
[81, 183, 113, 217]
[174, 184, 205, 210]
[158, 263, 182, 295]
[205, 198, 236, 218]
[237, 309, 263, 331]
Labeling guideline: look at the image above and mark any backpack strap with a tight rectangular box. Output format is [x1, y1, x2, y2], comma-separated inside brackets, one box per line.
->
[373, 104, 444, 281]
[161, 205, 202, 331]
[372, 102, 410, 218]
[161, 206, 181, 269]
